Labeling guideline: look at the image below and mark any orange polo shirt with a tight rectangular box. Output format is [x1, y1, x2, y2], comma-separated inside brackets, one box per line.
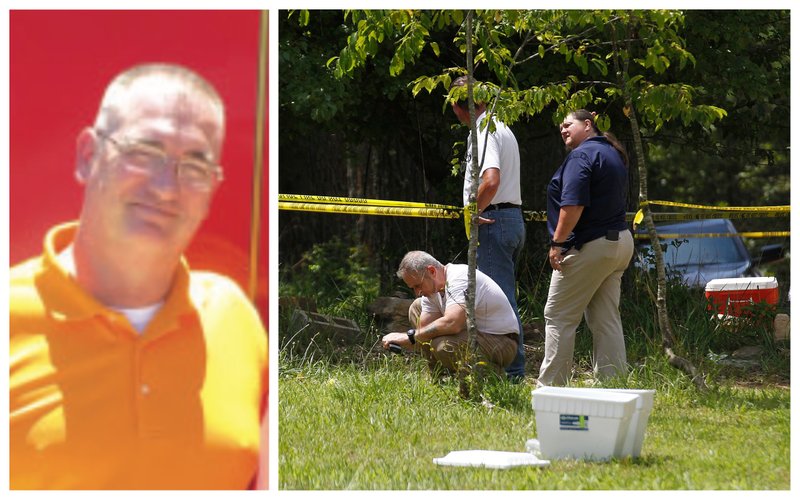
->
[9, 223, 268, 489]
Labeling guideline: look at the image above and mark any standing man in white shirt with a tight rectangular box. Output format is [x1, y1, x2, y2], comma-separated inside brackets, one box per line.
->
[449, 76, 526, 380]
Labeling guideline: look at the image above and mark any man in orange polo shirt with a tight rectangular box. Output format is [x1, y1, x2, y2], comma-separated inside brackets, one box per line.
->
[9, 64, 268, 489]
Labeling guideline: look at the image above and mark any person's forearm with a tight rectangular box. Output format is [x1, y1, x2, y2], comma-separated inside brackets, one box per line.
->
[553, 205, 584, 242]
[416, 316, 462, 342]
[476, 169, 500, 212]
[477, 182, 499, 212]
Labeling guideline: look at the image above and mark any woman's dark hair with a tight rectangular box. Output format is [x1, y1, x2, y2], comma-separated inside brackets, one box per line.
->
[569, 109, 629, 167]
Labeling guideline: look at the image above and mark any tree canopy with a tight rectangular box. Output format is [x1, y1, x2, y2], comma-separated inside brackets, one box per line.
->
[279, 9, 789, 290]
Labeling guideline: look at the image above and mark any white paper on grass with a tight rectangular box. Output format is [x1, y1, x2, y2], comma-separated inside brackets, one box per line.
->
[433, 450, 551, 469]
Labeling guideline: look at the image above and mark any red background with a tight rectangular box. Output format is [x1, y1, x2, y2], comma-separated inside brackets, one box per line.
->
[9, 10, 268, 321]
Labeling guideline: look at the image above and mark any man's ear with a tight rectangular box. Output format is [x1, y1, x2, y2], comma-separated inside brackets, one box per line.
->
[75, 128, 97, 184]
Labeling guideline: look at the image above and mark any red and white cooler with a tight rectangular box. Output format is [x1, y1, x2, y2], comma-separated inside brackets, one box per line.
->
[705, 277, 779, 316]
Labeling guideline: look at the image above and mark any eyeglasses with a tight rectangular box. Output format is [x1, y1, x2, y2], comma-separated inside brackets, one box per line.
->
[95, 129, 224, 191]
[407, 271, 429, 297]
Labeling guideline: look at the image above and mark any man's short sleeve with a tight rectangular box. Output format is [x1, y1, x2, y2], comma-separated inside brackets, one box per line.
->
[476, 118, 501, 175]
[420, 296, 437, 314]
[443, 269, 468, 310]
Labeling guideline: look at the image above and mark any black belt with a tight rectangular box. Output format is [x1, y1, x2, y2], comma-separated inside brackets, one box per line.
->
[483, 202, 521, 211]
[585, 229, 626, 246]
[564, 229, 627, 251]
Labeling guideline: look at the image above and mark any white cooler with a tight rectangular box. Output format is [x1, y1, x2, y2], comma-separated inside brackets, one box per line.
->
[528, 387, 655, 460]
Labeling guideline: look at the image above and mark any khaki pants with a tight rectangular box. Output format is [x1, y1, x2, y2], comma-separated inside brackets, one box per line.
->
[537, 230, 634, 386]
[408, 298, 519, 376]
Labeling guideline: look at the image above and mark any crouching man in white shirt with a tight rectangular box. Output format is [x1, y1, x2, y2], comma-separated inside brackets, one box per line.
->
[381, 250, 520, 378]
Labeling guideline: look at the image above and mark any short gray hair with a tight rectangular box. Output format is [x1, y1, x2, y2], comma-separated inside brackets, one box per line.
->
[94, 63, 225, 136]
[396, 251, 443, 279]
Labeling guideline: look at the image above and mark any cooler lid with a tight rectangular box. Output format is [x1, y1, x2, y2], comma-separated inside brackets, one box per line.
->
[532, 388, 639, 418]
[704, 277, 778, 292]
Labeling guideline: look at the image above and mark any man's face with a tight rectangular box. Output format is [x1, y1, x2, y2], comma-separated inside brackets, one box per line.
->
[402, 267, 437, 298]
[78, 79, 224, 257]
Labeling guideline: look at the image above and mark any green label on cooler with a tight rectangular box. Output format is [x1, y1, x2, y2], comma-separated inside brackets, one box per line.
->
[560, 414, 589, 431]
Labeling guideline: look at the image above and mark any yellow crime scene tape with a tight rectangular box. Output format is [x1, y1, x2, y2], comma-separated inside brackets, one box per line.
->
[278, 202, 461, 219]
[279, 193, 460, 210]
[280, 195, 789, 239]
[641, 211, 790, 221]
[523, 211, 789, 223]
[634, 231, 790, 239]
[633, 200, 790, 234]
[639, 200, 790, 213]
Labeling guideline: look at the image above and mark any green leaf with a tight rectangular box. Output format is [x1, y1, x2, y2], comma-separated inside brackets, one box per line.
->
[575, 53, 588, 74]
[340, 49, 352, 72]
[389, 53, 405, 76]
[595, 113, 611, 131]
[430, 41, 440, 57]
[590, 58, 608, 76]
[411, 78, 426, 97]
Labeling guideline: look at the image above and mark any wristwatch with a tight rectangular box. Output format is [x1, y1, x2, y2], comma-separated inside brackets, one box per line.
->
[550, 239, 575, 250]
[407, 328, 417, 344]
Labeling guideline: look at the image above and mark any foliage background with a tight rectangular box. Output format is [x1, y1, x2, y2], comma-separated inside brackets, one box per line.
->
[278, 10, 789, 298]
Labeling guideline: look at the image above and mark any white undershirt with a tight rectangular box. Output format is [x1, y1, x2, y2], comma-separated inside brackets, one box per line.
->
[57, 245, 164, 334]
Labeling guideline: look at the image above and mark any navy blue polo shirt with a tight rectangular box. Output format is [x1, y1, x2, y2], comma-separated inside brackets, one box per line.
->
[547, 136, 628, 248]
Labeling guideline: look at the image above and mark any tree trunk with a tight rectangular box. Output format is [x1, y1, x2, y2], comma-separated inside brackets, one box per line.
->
[616, 20, 707, 391]
[461, 10, 483, 400]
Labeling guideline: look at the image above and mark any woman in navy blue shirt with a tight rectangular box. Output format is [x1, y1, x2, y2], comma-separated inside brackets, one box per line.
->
[537, 109, 634, 386]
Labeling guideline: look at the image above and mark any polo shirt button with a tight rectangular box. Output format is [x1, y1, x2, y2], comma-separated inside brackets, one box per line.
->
[141, 384, 151, 396]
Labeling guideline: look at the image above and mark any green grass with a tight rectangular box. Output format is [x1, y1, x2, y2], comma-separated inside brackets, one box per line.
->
[279, 353, 790, 490]
[279, 240, 790, 490]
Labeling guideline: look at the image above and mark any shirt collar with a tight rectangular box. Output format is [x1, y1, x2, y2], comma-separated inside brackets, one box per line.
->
[35, 222, 195, 328]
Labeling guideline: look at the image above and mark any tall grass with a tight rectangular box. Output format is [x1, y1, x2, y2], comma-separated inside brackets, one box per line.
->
[280, 238, 789, 382]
